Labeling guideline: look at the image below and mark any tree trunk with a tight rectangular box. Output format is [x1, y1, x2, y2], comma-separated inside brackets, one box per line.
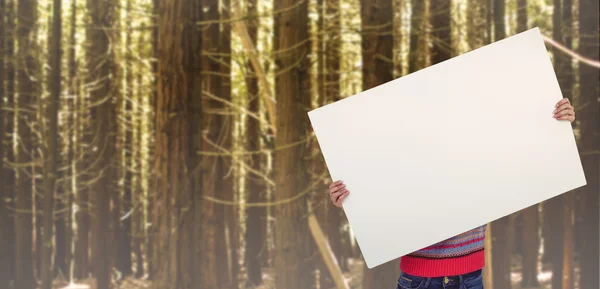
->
[189, 3, 203, 287]
[0, 0, 10, 287]
[394, 0, 404, 77]
[15, 0, 38, 287]
[360, 0, 399, 288]
[578, 0, 600, 288]
[324, 0, 345, 275]
[312, 0, 337, 287]
[493, 0, 505, 41]
[86, 0, 117, 287]
[483, 223, 493, 289]
[521, 204, 539, 288]
[516, 0, 527, 33]
[74, 78, 91, 280]
[200, 0, 228, 287]
[55, 185, 67, 278]
[244, 0, 265, 286]
[4, 0, 17, 284]
[65, 0, 77, 275]
[41, 0, 61, 288]
[430, 0, 452, 63]
[409, 0, 426, 73]
[133, 32, 144, 278]
[273, 0, 313, 288]
[467, 0, 489, 50]
[35, 170, 42, 280]
[152, 0, 199, 289]
[74, 77, 90, 279]
[70, 2, 84, 278]
[490, 217, 510, 289]
[147, 0, 159, 280]
[116, 0, 134, 277]
[220, 1, 237, 286]
[562, 191, 574, 289]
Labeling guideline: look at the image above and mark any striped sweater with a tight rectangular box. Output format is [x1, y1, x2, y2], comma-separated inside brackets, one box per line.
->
[400, 224, 487, 277]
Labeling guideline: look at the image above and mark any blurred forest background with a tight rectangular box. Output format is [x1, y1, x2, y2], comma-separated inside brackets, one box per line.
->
[0, 0, 598, 289]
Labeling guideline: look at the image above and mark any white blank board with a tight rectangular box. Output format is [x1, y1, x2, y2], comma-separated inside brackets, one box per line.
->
[307, 27, 587, 269]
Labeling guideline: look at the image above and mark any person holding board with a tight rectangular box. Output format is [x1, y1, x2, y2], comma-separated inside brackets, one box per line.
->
[327, 98, 576, 289]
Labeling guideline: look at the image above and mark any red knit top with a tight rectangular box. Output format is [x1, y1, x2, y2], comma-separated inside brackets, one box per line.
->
[399, 225, 487, 277]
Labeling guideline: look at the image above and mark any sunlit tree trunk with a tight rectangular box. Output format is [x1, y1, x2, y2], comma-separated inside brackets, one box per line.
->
[394, 0, 404, 77]
[71, 2, 86, 277]
[578, 0, 599, 288]
[64, 0, 76, 271]
[133, 31, 145, 278]
[409, 0, 426, 73]
[15, 0, 38, 287]
[220, 1, 237, 286]
[360, 0, 398, 287]
[272, 0, 313, 288]
[467, 0, 489, 50]
[312, 0, 338, 286]
[516, 0, 527, 33]
[115, 0, 134, 277]
[147, 0, 159, 280]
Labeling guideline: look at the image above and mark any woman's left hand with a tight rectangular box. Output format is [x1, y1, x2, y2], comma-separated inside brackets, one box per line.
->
[554, 98, 575, 123]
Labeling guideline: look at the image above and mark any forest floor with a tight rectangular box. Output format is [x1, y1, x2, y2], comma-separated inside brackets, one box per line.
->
[49, 256, 580, 289]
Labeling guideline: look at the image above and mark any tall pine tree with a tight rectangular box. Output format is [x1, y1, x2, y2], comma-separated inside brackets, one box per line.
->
[86, 0, 117, 287]
[41, 0, 61, 287]
[15, 0, 38, 287]
[152, 0, 200, 288]
[0, 0, 10, 287]
[272, 0, 313, 288]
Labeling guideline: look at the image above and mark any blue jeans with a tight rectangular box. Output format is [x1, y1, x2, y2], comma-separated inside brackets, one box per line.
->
[395, 269, 484, 289]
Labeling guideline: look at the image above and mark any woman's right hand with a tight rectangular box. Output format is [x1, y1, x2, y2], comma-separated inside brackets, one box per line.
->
[329, 180, 349, 208]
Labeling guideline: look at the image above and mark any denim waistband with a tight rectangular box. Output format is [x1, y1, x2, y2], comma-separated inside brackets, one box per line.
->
[400, 268, 482, 287]
[403, 269, 482, 280]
